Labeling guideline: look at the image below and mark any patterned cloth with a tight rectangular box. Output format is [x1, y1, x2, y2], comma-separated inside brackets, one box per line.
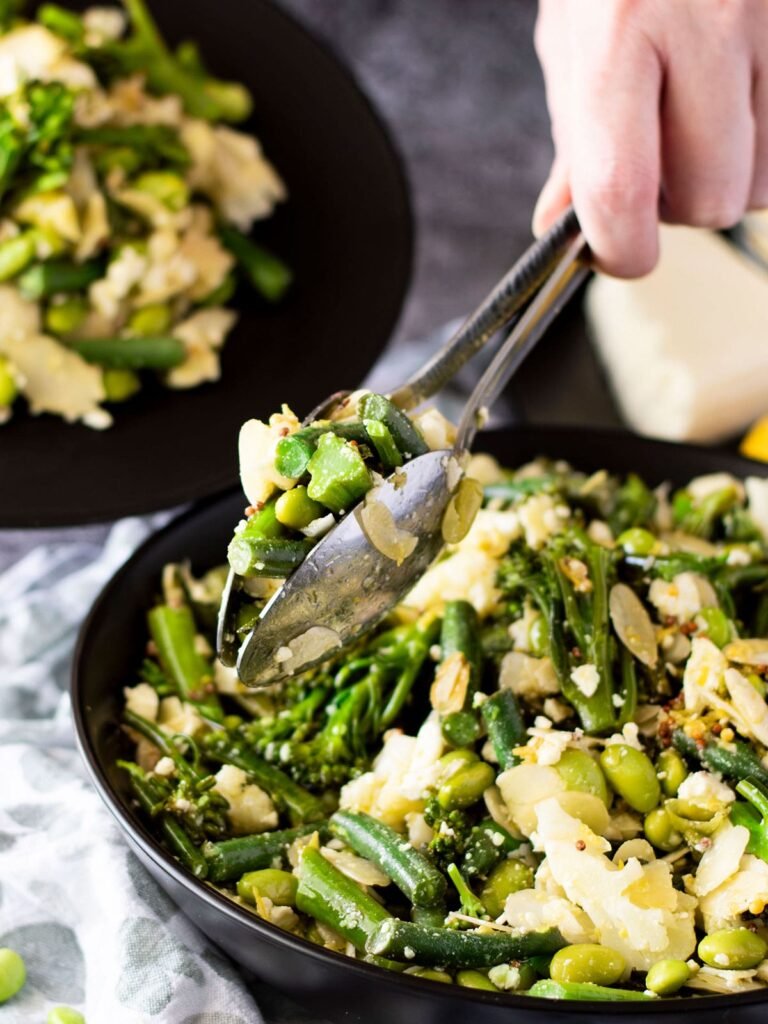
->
[0, 517, 265, 1023]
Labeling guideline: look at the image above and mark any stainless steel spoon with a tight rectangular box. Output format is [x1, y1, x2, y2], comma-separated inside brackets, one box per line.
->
[219, 209, 588, 686]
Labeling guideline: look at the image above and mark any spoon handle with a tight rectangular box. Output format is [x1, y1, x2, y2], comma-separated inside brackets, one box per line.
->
[456, 231, 589, 451]
[389, 206, 581, 411]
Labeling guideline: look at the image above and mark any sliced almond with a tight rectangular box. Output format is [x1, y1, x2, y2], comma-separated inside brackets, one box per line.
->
[724, 638, 768, 667]
[609, 583, 658, 668]
[430, 651, 471, 714]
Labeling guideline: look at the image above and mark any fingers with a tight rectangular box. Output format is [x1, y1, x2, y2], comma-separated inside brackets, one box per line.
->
[660, 11, 754, 228]
[565, 17, 663, 277]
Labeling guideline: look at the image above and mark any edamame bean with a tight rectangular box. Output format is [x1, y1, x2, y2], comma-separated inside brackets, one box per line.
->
[47, 1007, 86, 1024]
[408, 967, 452, 983]
[128, 303, 173, 337]
[437, 748, 478, 776]
[656, 748, 688, 798]
[481, 858, 534, 918]
[549, 944, 626, 986]
[698, 928, 767, 970]
[437, 761, 495, 811]
[103, 369, 141, 403]
[0, 233, 35, 282]
[133, 171, 190, 211]
[749, 673, 767, 698]
[456, 969, 499, 991]
[45, 296, 87, 335]
[275, 486, 324, 530]
[600, 744, 660, 813]
[556, 749, 610, 806]
[616, 528, 656, 556]
[645, 959, 691, 996]
[0, 357, 18, 408]
[643, 806, 683, 852]
[236, 868, 298, 906]
[696, 607, 731, 648]
[0, 947, 25, 1004]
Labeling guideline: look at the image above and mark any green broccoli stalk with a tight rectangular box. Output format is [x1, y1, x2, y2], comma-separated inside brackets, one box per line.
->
[446, 863, 486, 918]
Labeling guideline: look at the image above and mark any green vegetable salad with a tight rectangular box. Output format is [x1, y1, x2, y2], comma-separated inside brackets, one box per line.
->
[118, 408, 768, 1000]
[0, 0, 289, 427]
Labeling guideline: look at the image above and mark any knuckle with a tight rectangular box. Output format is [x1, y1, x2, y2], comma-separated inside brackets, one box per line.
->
[681, 194, 746, 229]
[587, 159, 658, 219]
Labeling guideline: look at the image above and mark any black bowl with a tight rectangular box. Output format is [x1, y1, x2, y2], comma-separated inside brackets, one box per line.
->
[73, 426, 768, 1023]
[1, 0, 412, 527]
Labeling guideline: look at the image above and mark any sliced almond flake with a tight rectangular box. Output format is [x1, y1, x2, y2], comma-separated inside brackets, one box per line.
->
[609, 583, 659, 668]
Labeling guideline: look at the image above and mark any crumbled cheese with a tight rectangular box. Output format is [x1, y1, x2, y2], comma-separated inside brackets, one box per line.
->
[181, 120, 286, 231]
[123, 682, 159, 722]
[405, 812, 434, 849]
[604, 722, 644, 751]
[517, 493, 568, 549]
[0, 25, 96, 97]
[15, 191, 80, 244]
[166, 307, 237, 389]
[499, 651, 560, 700]
[213, 764, 278, 835]
[531, 798, 696, 970]
[648, 572, 717, 622]
[405, 509, 521, 617]
[508, 603, 540, 653]
[82, 6, 127, 45]
[682, 637, 728, 714]
[412, 407, 456, 451]
[677, 771, 735, 808]
[501, 889, 596, 944]
[587, 519, 614, 547]
[699, 853, 768, 932]
[570, 663, 600, 699]
[692, 821, 749, 897]
[521, 724, 572, 767]
[158, 696, 204, 738]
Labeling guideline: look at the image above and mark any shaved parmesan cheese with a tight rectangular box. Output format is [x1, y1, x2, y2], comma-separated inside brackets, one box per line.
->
[237, 406, 300, 506]
[693, 822, 749, 898]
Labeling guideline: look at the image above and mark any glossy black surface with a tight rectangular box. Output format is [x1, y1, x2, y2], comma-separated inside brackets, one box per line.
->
[2, 0, 412, 527]
[73, 426, 768, 1023]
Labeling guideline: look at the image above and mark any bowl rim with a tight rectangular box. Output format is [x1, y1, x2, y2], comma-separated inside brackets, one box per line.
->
[71, 424, 768, 1015]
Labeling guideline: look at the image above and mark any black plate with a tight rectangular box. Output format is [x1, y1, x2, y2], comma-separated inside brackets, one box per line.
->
[1, 0, 412, 527]
[73, 426, 768, 1024]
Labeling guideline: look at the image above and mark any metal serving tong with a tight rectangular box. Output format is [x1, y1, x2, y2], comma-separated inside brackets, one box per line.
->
[219, 206, 588, 687]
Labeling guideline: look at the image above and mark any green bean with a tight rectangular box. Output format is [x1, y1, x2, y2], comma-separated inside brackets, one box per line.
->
[480, 858, 534, 918]
[18, 258, 102, 299]
[0, 948, 26, 1004]
[656, 748, 688, 798]
[103, 368, 141, 402]
[555, 749, 610, 806]
[218, 223, 292, 301]
[161, 815, 208, 878]
[480, 690, 525, 770]
[330, 810, 447, 908]
[275, 486, 324, 530]
[645, 959, 691, 996]
[672, 730, 768, 789]
[227, 535, 313, 577]
[549, 944, 626, 986]
[363, 418, 403, 468]
[441, 711, 481, 748]
[275, 423, 372, 480]
[38, 3, 85, 43]
[366, 919, 564, 968]
[0, 232, 36, 281]
[148, 604, 223, 722]
[307, 432, 372, 513]
[698, 928, 767, 970]
[204, 823, 329, 882]
[437, 761, 495, 811]
[359, 393, 429, 458]
[528, 979, 652, 1001]
[411, 906, 447, 928]
[599, 744, 660, 813]
[204, 734, 325, 824]
[47, 1007, 86, 1024]
[67, 335, 186, 369]
[456, 969, 499, 991]
[0, 357, 18, 408]
[528, 615, 549, 657]
[296, 846, 391, 951]
[643, 806, 683, 852]
[237, 868, 298, 906]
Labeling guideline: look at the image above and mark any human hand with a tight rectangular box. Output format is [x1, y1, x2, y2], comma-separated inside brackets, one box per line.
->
[533, 0, 768, 277]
